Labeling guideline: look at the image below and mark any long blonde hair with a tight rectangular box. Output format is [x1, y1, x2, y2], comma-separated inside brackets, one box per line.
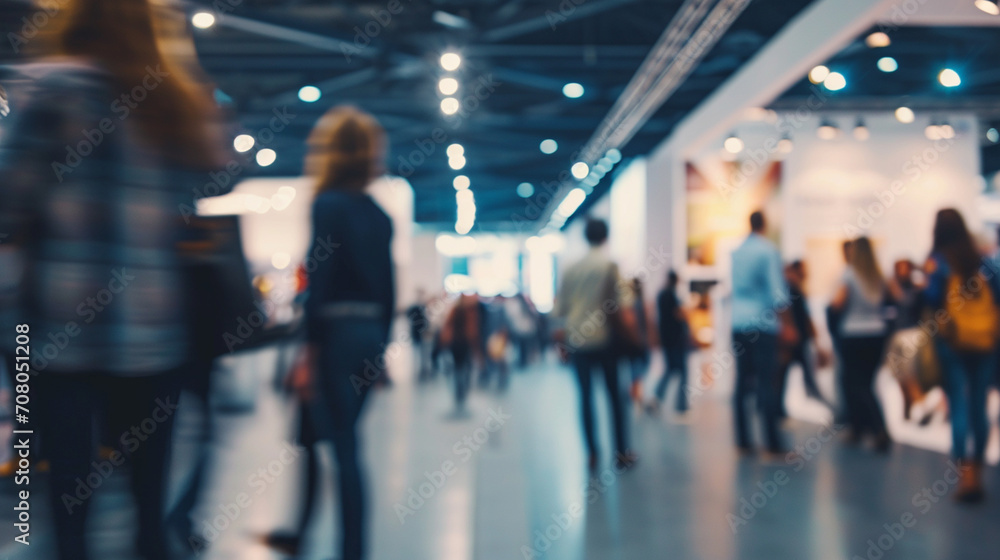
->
[307, 106, 385, 195]
[849, 237, 885, 300]
[44, 0, 223, 169]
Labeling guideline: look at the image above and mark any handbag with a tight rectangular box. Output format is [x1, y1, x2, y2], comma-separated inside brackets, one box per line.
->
[179, 215, 258, 361]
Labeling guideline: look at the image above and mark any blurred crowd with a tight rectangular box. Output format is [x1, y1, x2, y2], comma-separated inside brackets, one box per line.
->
[1, 2, 999, 560]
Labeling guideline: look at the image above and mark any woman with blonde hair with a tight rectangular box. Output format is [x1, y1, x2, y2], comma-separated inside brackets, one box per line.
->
[830, 236, 892, 452]
[0, 1, 226, 559]
[286, 105, 394, 560]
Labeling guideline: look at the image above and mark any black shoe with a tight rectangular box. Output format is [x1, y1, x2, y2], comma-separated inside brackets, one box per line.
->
[259, 532, 303, 556]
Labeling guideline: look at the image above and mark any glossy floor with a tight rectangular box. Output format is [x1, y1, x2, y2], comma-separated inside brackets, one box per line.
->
[2, 347, 1000, 559]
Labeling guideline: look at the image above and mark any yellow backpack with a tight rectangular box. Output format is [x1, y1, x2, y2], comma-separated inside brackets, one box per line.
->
[944, 273, 1000, 352]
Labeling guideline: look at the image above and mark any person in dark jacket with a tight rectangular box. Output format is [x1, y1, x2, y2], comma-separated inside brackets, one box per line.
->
[283, 106, 394, 560]
[777, 261, 834, 416]
[648, 271, 690, 414]
[0, 2, 228, 559]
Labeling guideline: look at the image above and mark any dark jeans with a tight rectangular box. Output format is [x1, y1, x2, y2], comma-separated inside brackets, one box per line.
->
[777, 341, 826, 415]
[654, 343, 689, 412]
[937, 340, 995, 461]
[839, 335, 888, 439]
[44, 370, 181, 560]
[732, 331, 784, 452]
[451, 344, 473, 408]
[307, 318, 383, 560]
[572, 347, 628, 458]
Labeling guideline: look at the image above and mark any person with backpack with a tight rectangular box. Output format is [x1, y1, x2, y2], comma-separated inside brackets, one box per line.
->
[830, 236, 892, 452]
[924, 208, 1000, 503]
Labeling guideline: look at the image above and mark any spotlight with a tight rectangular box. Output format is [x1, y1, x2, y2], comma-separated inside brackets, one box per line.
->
[939, 68, 961, 88]
[192, 11, 216, 29]
[441, 97, 460, 115]
[571, 162, 589, 180]
[256, 149, 276, 167]
[562, 83, 584, 98]
[853, 119, 869, 141]
[298, 86, 321, 103]
[895, 107, 915, 123]
[925, 123, 942, 141]
[817, 120, 840, 140]
[975, 0, 1000, 16]
[449, 156, 466, 170]
[517, 183, 534, 198]
[447, 143, 464, 158]
[865, 31, 890, 48]
[540, 139, 558, 154]
[438, 78, 459, 95]
[988, 128, 1000, 143]
[777, 136, 794, 154]
[453, 175, 470, 190]
[808, 65, 830, 84]
[877, 57, 898, 73]
[723, 134, 744, 154]
[939, 123, 955, 139]
[440, 52, 461, 71]
[605, 148, 622, 163]
[233, 134, 255, 153]
[823, 72, 846, 91]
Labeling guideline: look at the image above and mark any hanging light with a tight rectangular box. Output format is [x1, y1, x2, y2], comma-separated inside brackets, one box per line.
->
[853, 118, 869, 141]
[975, 0, 1000, 16]
[895, 106, 915, 123]
[817, 119, 840, 140]
[865, 31, 891, 48]
[723, 133, 744, 154]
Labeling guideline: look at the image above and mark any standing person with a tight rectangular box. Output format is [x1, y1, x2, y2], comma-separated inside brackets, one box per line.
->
[830, 237, 891, 452]
[649, 271, 691, 415]
[628, 278, 652, 405]
[777, 261, 833, 416]
[407, 289, 432, 381]
[0, 2, 228, 559]
[440, 293, 484, 412]
[288, 106, 395, 560]
[554, 218, 638, 470]
[730, 211, 789, 456]
[505, 293, 538, 369]
[924, 209, 999, 502]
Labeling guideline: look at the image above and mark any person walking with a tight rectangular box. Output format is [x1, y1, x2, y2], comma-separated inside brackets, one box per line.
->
[924, 209, 1000, 502]
[777, 261, 834, 416]
[830, 236, 891, 452]
[554, 218, 638, 470]
[649, 271, 691, 415]
[0, 2, 228, 558]
[730, 212, 790, 456]
[288, 106, 395, 560]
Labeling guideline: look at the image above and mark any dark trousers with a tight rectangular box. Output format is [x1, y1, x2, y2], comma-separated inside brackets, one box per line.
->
[308, 318, 382, 560]
[572, 348, 628, 458]
[732, 332, 784, 452]
[777, 341, 826, 416]
[654, 343, 689, 412]
[45, 371, 180, 560]
[839, 335, 888, 439]
[451, 345, 473, 408]
[937, 340, 995, 461]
